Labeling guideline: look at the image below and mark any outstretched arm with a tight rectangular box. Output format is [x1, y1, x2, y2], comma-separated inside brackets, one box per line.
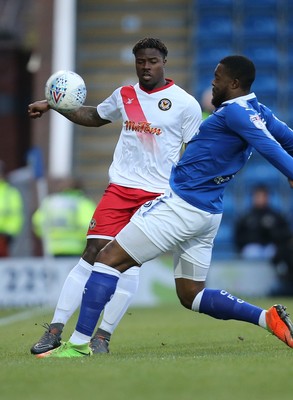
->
[28, 100, 50, 119]
[28, 100, 110, 127]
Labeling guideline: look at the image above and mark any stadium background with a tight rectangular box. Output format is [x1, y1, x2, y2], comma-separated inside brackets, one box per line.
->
[0, 0, 293, 305]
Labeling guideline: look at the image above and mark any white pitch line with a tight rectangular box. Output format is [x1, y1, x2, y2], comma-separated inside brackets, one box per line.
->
[0, 308, 51, 326]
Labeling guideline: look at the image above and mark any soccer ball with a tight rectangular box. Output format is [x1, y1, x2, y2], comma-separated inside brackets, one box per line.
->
[45, 70, 87, 112]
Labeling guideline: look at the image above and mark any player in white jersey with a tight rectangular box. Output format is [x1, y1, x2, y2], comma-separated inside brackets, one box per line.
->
[98, 79, 197, 191]
[36, 55, 293, 358]
[28, 38, 202, 355]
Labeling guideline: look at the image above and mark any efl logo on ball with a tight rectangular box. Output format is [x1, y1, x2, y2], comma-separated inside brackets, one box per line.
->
[45, 70, 87, 112]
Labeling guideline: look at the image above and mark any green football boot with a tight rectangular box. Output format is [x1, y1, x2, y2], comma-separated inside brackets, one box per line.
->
[36, 341, 92, 358]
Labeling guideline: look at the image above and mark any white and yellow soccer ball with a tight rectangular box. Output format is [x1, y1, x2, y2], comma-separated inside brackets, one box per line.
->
[45, 70, 87, 112]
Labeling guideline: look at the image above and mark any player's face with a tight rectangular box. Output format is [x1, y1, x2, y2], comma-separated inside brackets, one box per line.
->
[211, 63, 233, 108]
[135, 48, 166, 91]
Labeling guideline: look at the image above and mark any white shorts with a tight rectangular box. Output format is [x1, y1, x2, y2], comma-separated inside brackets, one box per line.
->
[116, 190, 222, 281]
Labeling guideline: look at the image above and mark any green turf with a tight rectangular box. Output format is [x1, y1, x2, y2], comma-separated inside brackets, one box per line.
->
[1, 298, 293, 400]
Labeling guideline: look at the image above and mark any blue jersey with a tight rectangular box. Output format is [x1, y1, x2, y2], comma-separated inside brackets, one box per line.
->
[170, 93, 293, 213]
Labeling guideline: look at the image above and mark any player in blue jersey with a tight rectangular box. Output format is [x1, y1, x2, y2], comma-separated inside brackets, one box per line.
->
[37, 55, 293, 358]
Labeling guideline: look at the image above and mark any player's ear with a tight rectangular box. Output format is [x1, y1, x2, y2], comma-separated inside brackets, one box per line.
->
[163, 58, 167, 66]
[231, 78, 240, 89]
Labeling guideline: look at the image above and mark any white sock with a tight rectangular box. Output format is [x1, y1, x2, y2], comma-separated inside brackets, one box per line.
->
[51, 258, 92, 325]
[97, 266, 140, 335]
[191, 289, 205, 311]
[258, 310, 267, 329]
[69, 330, 91, 345]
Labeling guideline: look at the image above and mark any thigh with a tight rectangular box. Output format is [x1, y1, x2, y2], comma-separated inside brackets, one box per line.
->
[116, 221, 163, 265]
[173, 240, 212, 282]
[132, 190, 222, 255]
[116, 190, 222, 267]
[88, 184, 160, 238]
[116, 192, 184, 264]
[173, 212, 222, 281]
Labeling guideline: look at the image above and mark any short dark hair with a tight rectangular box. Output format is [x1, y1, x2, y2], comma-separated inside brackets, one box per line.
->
[219, 55, 255, 90]
[132, 38, 168, 58]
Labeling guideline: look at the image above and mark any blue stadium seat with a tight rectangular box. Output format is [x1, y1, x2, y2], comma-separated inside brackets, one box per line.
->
[213, 218, 237, 259]
[223, 191, 236, 216]
[243, 46, 279, 72]
[286, 48, 293, 68]
[284, 109, 293, 129]
[195, 0, 235, 14]
[193, 44, 233, 97]
[215, 220, 234, 242]
[192, 74, 213, 100]
[195, 16, 234, 44]
[195, 44, 233, 69]
[239, 161, 285, 191]
[251, 73, 279, 111]
[277, 8, 293, 41]
[251, 74, 278, 96]
[239, 0, 278, 14]
[240, 15, 278, 41]
[235, 158, 291, 216]
[254, 95, 279, 114]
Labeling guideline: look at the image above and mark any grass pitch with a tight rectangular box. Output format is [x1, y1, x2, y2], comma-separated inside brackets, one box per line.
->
[1, 298, 293, 400]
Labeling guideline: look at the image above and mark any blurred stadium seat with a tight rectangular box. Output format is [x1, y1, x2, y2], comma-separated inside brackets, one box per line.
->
[195, 0, 235, 11]
[193, 44, 233, 98]
[195, 16, 234, 44]
[251, 73, 279, 110]
[195, 44, 233, 69]
[252, 74, 278, 93]
[242, 45, 279, 71]
[240, 16, 278, 41]
[238, 0, 278, 14]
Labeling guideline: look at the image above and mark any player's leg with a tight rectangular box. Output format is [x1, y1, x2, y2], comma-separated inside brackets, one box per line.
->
[36, 220, 165, 358]
[33, 185, 156, 356]
[69, 220, 163, 343]
[90, 266, 140, 353]
[87, 185, 160, 353]
[30, 238, 108, 355]
[174, 237, 293, 348]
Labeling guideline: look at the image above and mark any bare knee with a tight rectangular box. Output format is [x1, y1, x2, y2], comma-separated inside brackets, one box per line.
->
[82, 238, 109, 265]
[175, 278, 205, 309]
[97, 239, 138, 273]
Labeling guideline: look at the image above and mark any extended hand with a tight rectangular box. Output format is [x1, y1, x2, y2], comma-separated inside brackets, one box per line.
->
[28, 100, 50, 119]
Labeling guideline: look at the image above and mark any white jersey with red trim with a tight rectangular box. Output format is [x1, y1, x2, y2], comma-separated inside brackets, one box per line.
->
[97, 79, 202, 193]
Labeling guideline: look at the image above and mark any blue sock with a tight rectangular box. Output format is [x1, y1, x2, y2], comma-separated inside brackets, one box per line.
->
[76, 271, 119, 337]
[199, 289, 263, 325]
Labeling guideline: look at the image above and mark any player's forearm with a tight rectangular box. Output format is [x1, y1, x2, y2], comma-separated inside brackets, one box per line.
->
[59, 105, 101, 127]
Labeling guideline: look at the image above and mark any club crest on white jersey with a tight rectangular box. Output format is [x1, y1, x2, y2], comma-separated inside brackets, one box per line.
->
[158, 98, 172, 111]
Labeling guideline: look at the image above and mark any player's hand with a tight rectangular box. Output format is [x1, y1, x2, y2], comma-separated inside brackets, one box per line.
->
[28, 100, 51, 119]
[288, 179, 293, 188]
